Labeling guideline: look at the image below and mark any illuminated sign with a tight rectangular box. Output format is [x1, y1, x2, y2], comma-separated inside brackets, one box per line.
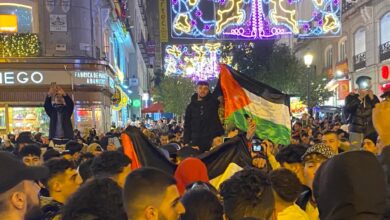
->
[170, 0, 341, 39]
[73, 71, 115, 89]
[0, 15, 18, 33]
[164, 43, 231, 80]
[0, 71, 43, 84]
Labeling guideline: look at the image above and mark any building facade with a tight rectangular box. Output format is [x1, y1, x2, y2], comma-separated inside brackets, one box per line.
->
[290, 0, 390, 107]
[0, 0, 150, 136]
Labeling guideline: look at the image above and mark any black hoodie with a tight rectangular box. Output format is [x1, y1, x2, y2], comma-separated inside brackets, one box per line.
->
[183, 92, 224, 152]
[313, 151, 387, 220]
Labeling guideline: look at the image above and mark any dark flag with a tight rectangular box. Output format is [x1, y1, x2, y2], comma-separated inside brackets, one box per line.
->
[198, 134, 252, 179]
[122, 126, 177, 175]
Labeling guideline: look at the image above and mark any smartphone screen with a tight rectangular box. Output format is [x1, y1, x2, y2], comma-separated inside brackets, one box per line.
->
[252, 145, 262, 152]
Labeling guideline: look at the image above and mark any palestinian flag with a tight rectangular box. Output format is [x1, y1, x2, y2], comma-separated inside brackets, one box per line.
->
[219, 64, 291, 145]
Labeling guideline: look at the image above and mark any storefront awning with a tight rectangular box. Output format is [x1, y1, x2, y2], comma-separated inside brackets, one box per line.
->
[142, 103, 164, 113]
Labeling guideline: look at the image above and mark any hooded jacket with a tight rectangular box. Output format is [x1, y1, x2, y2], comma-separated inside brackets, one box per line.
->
[313, 151, 387, 220]
[344, 94, 379, 135]
[183, 93, 224, 151]
[174, 157, 209, 195]
[44, 95, 74, 140]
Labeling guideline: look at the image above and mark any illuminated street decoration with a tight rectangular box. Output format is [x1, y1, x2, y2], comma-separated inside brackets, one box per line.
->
[170, 0, 341, 39]
[164, 43, 231, 80]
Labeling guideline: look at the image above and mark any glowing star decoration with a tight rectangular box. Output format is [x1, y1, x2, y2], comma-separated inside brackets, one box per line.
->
[164, 43, 230, 81]
[170, 0, 341, 39]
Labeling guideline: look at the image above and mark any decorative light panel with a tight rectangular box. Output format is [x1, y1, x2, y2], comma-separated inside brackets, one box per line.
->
[164, 43, 231, 80]
[171, 0, 341, 39]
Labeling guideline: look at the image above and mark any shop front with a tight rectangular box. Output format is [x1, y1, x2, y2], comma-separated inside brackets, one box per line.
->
[0, 61, 116, 136]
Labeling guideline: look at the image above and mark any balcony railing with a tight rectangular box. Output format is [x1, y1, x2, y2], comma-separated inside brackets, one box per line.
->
[380, 41, 390, 62]
[353, 52, 366, 70]
[0, 33, 40, 57]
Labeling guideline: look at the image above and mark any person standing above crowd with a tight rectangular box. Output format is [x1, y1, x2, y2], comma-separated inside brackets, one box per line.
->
[344, 76, 379, 150]
[44, 83, 74, 145]
[184, 81, 224, 152]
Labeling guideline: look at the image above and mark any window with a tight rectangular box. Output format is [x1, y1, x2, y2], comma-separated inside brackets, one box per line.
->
[381, 12, 390, 45]
[325, 46, 333, 68]
[354, 28, 366, 55]
[0, 3, 33, 33]
[338, 39, 347, 62]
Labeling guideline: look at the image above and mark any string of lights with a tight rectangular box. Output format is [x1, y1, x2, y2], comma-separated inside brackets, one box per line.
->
[0, 33, 40, 57]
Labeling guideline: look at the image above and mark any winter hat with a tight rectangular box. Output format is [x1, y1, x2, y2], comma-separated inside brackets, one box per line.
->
[302, 143, 335, 161]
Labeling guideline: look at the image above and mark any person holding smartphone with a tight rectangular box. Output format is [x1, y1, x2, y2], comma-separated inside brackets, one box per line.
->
[44, 83, 74, 145]
[344, 76, 379, 150]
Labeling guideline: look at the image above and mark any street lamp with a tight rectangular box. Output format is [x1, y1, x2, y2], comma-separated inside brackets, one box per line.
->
[303, 53, 313, 114]
[304, 54, 313, 68]
[186, 63, 195, 76]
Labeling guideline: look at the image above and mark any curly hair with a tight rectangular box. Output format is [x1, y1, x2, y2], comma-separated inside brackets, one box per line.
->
[269, 168, 302, 202]
[61, 178, 127, 220]
[220, 168, 274, 220]
[181, 189, 223, 220]
[90, 151, 131, 178]
[275, 144, 307, 164]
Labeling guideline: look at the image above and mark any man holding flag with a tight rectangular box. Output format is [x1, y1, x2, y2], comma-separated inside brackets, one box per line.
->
[183, 81, 224, 152]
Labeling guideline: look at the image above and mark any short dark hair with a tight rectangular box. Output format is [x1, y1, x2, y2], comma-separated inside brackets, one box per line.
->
[78, 159, 94, 182]
[196, 81, 209, 86]
[123, 168, 176, 218]
[275, 144, 307, 164]
[65, 141, 83, 155]
[19, 144, 41, 158]
[91, 151, 131, 178]
[42, 149, 60, 162]
[42, 158, 75, 187]
[323, 131, 338, 138]
[220, 168, 274, 220]
[181, 189, 223, 220]
[301, 133, 309, 138]
[269, 168, 302, 203]
[62, 178, 127, 220]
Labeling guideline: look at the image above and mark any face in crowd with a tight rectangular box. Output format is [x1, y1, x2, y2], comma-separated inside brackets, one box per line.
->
[197, 85, 209, 99]
[363, 138, 378, 155]
[43, 159, 83, 204]
[322, 132, 340, 154]
[54, 94, 65, 105]
[303, 154, 328, 190]
[160, 135, 170, 146]
[123, 168, 185, 220]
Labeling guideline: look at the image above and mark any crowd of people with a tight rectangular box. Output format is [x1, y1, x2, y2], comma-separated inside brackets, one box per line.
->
[0, 78, 389, 220]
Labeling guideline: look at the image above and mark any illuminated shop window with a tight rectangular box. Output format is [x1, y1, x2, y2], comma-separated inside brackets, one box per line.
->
[0, 3, 33, 33]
